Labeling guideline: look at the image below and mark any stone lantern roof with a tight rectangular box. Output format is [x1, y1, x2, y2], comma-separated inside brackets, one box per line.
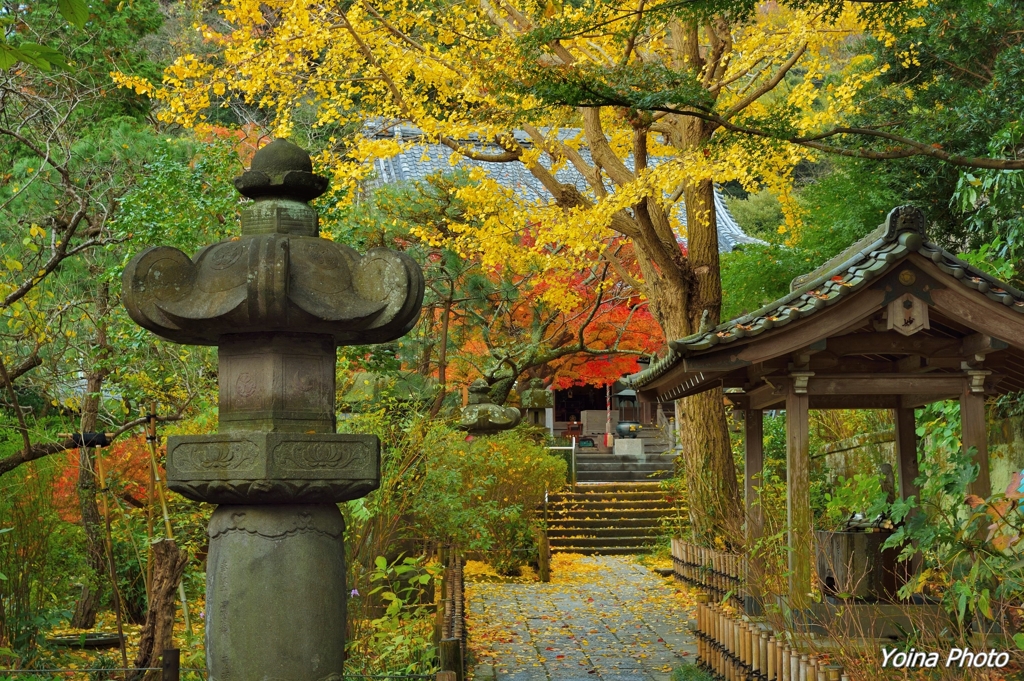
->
[123, 138, 424, 346]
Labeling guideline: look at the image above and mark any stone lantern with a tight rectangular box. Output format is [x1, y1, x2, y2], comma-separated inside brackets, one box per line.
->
[457, 379, 521, 434]
[122, 139, 424, 681]
[520, 378, 552, 426]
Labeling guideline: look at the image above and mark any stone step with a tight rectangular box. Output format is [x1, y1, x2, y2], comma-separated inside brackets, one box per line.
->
[550, 489, 672, 498]
[576, 471, 673, 483]
[541, 480, 677, 555]
[574, 452, 676, 461]
[549, 535, 656, 548]
[548, 526, 664, 538]
[575, 454, 675, 462]
[572, 482, 665, 492]
[575, 464, 674, 475]
[550, 545, 659, 555]
[547, 517, 668, 530]
[550, 498, 676, 510]
[548, 490, 672, 503]
[549, 499, 681, 511]
[575, 462, 673, 468]
[548, 507, 672, 520]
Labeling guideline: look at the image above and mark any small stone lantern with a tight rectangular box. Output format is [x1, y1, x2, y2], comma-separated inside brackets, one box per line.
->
[122, 139, 424, 681]
[458, 379, 521, 434]
[520, 378, 552, 426]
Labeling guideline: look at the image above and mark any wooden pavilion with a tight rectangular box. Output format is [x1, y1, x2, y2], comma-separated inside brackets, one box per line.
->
[627, 206, 1024, 612]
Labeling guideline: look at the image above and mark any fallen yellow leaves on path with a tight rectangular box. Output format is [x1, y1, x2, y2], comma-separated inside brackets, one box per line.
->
[466, 554, 698, 680]
[550, 552, 606, 582]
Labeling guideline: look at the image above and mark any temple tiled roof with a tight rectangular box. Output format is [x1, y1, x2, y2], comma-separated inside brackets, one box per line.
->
[627, 205, 1024, 389]
[365, 124, 762, 253]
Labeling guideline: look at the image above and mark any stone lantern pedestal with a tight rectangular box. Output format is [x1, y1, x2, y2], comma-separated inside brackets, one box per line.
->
[122, 139, 424, 680]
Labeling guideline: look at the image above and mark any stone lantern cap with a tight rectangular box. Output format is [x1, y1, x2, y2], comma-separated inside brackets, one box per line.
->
[234, 138, 329, 202]
[458, 379, 521, 434]
[122, 138, 424, 346]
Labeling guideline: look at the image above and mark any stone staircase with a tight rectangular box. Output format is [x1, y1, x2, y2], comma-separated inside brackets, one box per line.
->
[636, 423, 673, 457]
[574, 451, 675, 482]
[573, 424, 675, 483]
[545, 482, 685, 555]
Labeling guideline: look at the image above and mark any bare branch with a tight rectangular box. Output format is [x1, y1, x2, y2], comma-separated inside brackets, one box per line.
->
[0, 412, 187, 478]
[619, 0, 647, 67]
[724, 43, 807, 118]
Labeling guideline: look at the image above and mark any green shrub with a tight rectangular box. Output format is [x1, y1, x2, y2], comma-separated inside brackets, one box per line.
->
[412, 425, 566, 575]
[346, 555, 439, 675]
[0, 463, 69, 663]
[672, 662, 715, 681]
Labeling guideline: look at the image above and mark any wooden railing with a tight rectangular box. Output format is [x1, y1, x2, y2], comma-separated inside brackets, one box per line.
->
[694, 599, 853, 681]
[436, 545, 466, 681]
[671, 539, 744, 609]
[674, 538, 857, 681]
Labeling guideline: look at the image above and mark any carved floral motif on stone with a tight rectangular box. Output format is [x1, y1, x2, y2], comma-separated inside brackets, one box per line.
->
[273, 441, 368, 472]
[176, 439, 259, 473]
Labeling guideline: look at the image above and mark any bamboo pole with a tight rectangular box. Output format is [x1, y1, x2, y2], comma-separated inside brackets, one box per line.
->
[146, 423, 155, 600]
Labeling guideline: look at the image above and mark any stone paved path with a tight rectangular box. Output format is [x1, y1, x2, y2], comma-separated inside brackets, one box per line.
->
[467, 556, 698, 681]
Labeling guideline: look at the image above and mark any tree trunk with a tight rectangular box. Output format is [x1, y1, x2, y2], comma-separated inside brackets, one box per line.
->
[130, 540, 187, 681]
[671, 179, 744, 546]
[487, 375, 516, 406]
[71, 280, 111, 629]
[676, 389, 742, 544]
[71, 458, 102, 627]
[429, 297, 452, 417]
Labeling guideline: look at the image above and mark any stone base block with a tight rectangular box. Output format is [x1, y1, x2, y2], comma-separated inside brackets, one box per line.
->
[613, 438, 645, 459]
[167, 432, 379, 504]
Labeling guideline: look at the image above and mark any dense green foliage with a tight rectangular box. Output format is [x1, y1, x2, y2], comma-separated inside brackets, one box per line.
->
[721, 159, 901, 320]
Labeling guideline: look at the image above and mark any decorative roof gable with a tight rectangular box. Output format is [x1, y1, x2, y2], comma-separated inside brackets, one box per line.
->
[628, 205, 1024, 396]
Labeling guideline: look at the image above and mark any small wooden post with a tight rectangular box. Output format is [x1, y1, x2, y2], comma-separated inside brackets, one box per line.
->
[960, 384, 991, 497]
[744, 408, 764, 615]
[161, 648, 180, 681]
[894, 407, 920, 502]
[437, 672, 457, 681]
[439, 638, 464, 681]
[539, 490, 551, 582]
[786, 383, 812, 610]
[895, 406, 922, 580]
[435, 546, 448, 643]
[537, 529, 551, 583]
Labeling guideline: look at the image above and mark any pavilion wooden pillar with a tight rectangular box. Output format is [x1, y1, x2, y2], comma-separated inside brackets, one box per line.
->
[744, 409, 764, 615]
[894, 408, 920, 502]
[960, 384, 991, 497]
[894, 407, 922, 582]
[785, 385, 811, 611]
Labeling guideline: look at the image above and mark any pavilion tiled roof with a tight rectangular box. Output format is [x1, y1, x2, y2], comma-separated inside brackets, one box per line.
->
[365, 123, 762, 253]
[627, 205, 1024, 389]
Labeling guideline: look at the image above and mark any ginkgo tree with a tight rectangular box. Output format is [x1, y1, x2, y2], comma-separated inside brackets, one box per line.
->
[117, 0, 1020, 542]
